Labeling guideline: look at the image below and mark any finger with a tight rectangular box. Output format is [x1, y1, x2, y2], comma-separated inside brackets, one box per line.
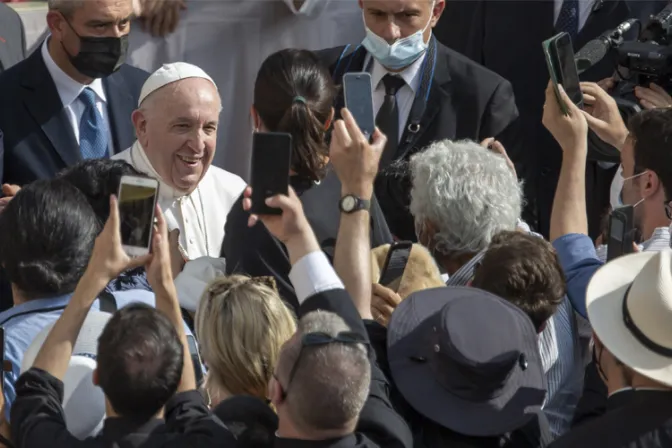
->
[341, 108, 367, 145]
[489, 140, 507, 156]
[247, 214, 259, 228]
[649, 83, 669, 97]
[265, 193, 294, 212]
[1, 184, 19, 196]
[287, 186, 299, 201]
[582, 93, 596, 105]
[370, 127, 387, 153]
[558, 84, 580, 116]
[333, 115, 352, 148]
[107, 195, 120, 233]
[154, 205, 168, 240]
[632, 242, 641, 253]
[128, 253, 152, 270]
[372, 300, 395, 318]
[640, 99, 656, 110]
[243, 186, 252, 199]
[634, 87, 659, 104]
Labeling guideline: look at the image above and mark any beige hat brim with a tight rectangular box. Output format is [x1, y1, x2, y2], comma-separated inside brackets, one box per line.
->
[586, 251, 672, 386]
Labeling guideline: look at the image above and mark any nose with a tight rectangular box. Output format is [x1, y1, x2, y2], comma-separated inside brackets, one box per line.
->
[380, 18, 402, 44]
[188, 129, 207, 153]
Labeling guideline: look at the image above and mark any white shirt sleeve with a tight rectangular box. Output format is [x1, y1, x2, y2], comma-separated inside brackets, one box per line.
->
[282, 0, 326, 15]
[289, 251, 345, 305]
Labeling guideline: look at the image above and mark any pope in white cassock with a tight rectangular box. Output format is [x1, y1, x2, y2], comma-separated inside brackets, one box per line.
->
[114, 62, 246, 260]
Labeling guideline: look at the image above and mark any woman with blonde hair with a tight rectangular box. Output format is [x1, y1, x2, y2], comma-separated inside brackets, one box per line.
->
[195, 275, 296, 407]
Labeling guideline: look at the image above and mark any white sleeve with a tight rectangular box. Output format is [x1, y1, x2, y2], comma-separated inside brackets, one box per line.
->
[289, 251, 344, 304]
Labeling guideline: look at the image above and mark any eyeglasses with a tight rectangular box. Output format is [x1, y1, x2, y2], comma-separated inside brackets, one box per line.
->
[276, 331, 369, 400]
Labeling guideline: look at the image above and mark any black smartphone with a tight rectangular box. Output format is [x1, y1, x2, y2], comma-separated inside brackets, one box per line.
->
[343, 72, 375, 140]
[250, 132, 292, 216]
[186, 334, 204, 388]
[379, 241, 413, 288]
[117, 175, 160, 257]
[607, 206, 635, 261]
[551, 32, 584, 108]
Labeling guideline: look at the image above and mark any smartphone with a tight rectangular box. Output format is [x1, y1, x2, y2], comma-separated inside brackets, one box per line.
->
[186, 334, 204, 388]
[551, 32, 584, 109]
[0, 327, 4, 373]
[117, 175, 160, 257]
[379, 241, 413, 288]
[607, 205, 635, 261]
[250, 132, 292, 216]
[343, 72, 375, 140]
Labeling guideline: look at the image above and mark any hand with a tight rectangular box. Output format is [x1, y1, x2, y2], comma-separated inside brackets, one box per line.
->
[542, 82, 588, 154]
[596, 77, 616, 92]
[0, 184, 20, 214]
[371, 283, 402, 327]
[138, 0, 186, 37]
[480, 137, 517, 178]
[168, 228, 186, 279]
[86, 196, 151, 288]
[635, 83, 672, 110]
[145, 206, 176, 295]
[581, 82, 629, 151]
[330, 108, 387, 198]
[242, 186, 311, 244]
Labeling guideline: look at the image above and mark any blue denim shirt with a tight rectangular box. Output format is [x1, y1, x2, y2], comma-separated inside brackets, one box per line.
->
[552, 233, 604, 319]
[0, 289, 194, 420]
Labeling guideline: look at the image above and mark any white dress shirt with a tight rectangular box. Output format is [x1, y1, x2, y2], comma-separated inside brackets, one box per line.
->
[114, 141, 246, 260]
[289, 251, 345, 305]
[366, 53, 426, 143]
[41, 38, 113, 155]
[554, 0, 596, 33]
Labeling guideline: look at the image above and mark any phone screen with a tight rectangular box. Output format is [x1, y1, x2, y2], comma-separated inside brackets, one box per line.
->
[610, 217, 624, 242]
[118, 182, 158, 249]
[553, 33, 584, 107]
[344, 73, 375, 140]
[186, 335, 204, 388]
[379, 241, 413, 287]
[542, 36, 569, 115]
[250, 132, 292, 216]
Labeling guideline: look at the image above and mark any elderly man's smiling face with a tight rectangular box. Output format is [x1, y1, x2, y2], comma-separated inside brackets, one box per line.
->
[133, 77, 220, 193]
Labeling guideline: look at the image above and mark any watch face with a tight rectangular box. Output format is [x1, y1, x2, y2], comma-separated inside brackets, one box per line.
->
[342, 195, 356, 212]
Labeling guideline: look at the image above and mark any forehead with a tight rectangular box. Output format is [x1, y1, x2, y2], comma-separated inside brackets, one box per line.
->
[153, 78, 221, 117]
[72, 0, 132, 20]
[362, 0, 430, 13]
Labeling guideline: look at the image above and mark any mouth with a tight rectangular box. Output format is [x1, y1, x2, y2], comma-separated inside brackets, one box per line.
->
[177, 154, 203, 167]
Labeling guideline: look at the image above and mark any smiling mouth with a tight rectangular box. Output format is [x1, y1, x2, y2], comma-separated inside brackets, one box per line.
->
[177, 154, 203, 165]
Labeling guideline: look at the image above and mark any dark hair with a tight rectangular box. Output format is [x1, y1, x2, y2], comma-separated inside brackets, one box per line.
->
[97, 303, 184, 420]
[471, 231, 566, 332]
[254, 49, 337, 183]
[58, 159, 142, 226]
[0, 179, 99, 300]
[629, 108, 672, 200]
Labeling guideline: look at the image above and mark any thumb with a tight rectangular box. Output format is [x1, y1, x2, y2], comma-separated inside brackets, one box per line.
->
[265, 194, 295, 212]
[370, 127, 388, 152]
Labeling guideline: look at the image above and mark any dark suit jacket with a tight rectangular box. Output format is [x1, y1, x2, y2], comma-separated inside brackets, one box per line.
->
[0, 3, 25, 74]
[551, 390, 672, 447]
[315, 41, 519, 241]
[222, 168, 393, 312]
[0, 42, 149, 186]
[432, 0, 642, 238]
[287, 287, 413, 448]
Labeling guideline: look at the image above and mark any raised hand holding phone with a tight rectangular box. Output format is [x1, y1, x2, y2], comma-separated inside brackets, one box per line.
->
[542, 81, 589, 155]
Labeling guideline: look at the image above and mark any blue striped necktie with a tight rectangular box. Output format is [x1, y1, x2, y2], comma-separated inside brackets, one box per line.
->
[556, 0, 579, 39]
[78, 87, 109, 160]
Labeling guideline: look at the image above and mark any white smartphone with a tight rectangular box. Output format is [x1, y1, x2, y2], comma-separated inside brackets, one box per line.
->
[117, 175, 160, 257]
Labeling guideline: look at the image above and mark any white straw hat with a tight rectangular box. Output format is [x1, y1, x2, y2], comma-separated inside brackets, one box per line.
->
[586, 249, 672, 386]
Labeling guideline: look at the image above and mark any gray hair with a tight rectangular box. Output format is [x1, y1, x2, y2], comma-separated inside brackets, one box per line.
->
[410, 139, 522, 255]
[280, 311, 370, 433]
[47, 0, 84, 16]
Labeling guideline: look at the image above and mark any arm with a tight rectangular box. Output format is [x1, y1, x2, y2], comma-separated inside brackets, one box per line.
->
[331, 108, 386, 319]
[481, 80, 520, 141]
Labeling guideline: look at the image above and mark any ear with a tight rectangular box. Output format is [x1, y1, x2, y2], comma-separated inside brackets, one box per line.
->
[431, 0, 446, 26]
[358, 0, 364, 9]
[131, 109, 148, 143]
[92, 368, 99, 387]
[269, 375, 284, 407]
[46, 11, 67, 39]
[324, 107, 335, 131]
[643, 170, 660, 198]
[250, 105, 261, 132]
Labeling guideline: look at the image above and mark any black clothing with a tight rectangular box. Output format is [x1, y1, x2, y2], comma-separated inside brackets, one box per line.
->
[222, 168, 393, 311]
[11, 367, 236, 447]
[315, 40, 518, 241]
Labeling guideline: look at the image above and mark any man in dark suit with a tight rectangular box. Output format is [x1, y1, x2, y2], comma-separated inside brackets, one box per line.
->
[0, 2, 26, 73]
[433, 0, 667, 238]
[0, 0, 149, 187]
[315, 0, 519, 241]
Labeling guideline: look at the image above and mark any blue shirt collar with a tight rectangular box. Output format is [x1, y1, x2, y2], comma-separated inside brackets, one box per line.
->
[0, 294, 72, 326]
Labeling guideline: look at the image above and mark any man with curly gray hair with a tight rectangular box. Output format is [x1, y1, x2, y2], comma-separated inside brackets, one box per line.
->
[410, 139, 522, 284]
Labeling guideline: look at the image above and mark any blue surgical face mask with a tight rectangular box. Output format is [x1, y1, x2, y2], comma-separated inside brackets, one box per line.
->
[361, 6, 434, 71]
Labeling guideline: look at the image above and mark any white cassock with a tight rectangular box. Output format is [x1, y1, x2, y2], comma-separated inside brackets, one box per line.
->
[114, 141, 246, 260]
[126, 0, 365, 179]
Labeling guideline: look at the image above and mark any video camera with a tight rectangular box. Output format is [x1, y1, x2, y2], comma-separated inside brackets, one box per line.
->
[575, 3, 672, 160]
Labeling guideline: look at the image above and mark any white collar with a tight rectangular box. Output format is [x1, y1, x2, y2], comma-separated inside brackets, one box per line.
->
[41, 37, 107, 108]
[367, 51, 427, 94]
[130, 141, 197, 200]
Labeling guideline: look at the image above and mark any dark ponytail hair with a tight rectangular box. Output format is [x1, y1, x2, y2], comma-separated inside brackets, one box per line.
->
[254, 49, 336, 182]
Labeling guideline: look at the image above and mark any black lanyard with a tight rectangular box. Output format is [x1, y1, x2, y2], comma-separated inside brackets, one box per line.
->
[333, 35, 438, 144]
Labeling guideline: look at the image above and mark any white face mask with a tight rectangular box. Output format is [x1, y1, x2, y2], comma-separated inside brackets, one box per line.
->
[611, 165, 648, 209]
[361, 3, 434, 71]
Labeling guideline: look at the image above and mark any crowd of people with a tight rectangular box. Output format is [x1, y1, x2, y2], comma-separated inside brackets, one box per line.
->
[1, 0, 672, 447]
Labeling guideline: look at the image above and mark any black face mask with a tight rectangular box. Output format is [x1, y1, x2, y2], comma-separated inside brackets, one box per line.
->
[62, 19, 129, 79]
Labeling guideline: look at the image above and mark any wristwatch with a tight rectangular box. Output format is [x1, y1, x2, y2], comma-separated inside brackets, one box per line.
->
[339, 194, 371, 214]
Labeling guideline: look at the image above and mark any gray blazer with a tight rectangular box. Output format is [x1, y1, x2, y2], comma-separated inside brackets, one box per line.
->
[0, 3, 26, 73]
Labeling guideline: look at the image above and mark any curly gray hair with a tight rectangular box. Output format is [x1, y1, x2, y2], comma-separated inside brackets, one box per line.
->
[410, 139, 522, 256]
